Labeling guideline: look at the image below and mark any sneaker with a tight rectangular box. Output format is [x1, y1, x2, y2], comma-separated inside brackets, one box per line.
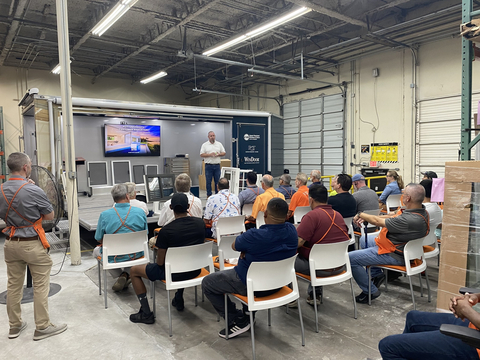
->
[33, 323, 67, 341]
[306, 294, 322, 306]
[112, 273, 128, 292]
[218, 317, 251, 339]
[123, 278, 132, 290]
[355, 291, 380, 304]
[386, 270, 403, 281]
[287, 300, 298, 308]
[373, 273, 386, 289]
[172, 296, 184, 312]
[129, 310, 155, 324]
[9, 321, 27, 339]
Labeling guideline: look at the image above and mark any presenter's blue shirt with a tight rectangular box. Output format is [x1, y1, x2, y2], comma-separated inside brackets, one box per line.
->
[95, 203, 148, 263]
[379, 181, 402, 204]
[234, 222, 298, 285]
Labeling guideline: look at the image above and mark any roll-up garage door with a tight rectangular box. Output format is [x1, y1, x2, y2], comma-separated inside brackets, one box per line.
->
[416, 93, 479, 180]
[283, 94, 345, 178]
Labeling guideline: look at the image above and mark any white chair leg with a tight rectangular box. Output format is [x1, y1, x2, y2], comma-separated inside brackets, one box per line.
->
[350, 278, 357, 319]
[167, 290, 172, 337]
[224, 294, 229, 340]
[267, 308, 271, 326]
[425, 268, 431, 303]
[97, 261, 102, 295]
[152, 281, 156, 318]
[313, 286, 319, 333]
[250, 311, 256, 360]
[408, 276, 416, 310]
[195, 286, 198, 307]
[368, 267, 372, 306]
[297, 298, 305, 346]
[104, 269, 108, 309]
[419, 274, 424, 297]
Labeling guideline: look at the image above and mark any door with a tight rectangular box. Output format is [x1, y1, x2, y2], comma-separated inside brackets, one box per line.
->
[236, 123, 266, 174]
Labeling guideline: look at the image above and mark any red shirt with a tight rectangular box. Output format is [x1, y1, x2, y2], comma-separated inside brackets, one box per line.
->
[297, 204, 349, 260]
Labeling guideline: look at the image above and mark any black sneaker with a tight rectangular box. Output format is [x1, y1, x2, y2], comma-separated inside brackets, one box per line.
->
[218, 318, 251, 339]
[373, 273, 386, 289]
[129, 310, 155, 324]
[386, 270, 403, 281]
[172, 296, 184, 311]
[355, 291, 380, 304]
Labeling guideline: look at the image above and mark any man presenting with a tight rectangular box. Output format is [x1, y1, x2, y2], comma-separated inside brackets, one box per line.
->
[349, 184, 429, 303]
[1, 152, 67, 340]
[200, 131, 226, 197]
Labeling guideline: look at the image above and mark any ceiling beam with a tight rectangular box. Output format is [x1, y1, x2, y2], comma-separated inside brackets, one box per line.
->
[365, 0, 414, 16]
[0, 0, 30, 66]
[92, 0, 223, 82]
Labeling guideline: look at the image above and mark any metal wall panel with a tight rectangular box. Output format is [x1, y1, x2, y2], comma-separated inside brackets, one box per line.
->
[323, 148, 343, 164]
[324, 94, 344, 114]
[284, 118, 300, 134]
[301, 97, 323, 116]
[284, 134, 299, 149]
[301, 149, 321, 163]
[301, 114, 322, 132]
[284, 150, 299, 163]
[301, 132, 322, 149]
[324, 112, 344, 131]
[283, 102, 300, 119]
[323, 130, 344, 148]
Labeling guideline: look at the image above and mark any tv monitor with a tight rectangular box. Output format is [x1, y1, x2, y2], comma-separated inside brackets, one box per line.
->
[104, 124, 160, 157]
[144, 174, 176, 203]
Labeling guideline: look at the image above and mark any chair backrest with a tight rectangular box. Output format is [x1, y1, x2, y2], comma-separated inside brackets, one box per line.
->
[102, 230, 150, 267]
[403, 237, 427, 276]
[386, 194, 402, 211]
[309, 240, 351, 271]
[242, 203, 254, 216]
[218, 235, 240, 270]
[246, 255, 298, 293]
[256, 211, 265, 228]
[164, 242, 213, 278]
[362, 209, 381, 228]
[343, 217, 355, 240]
[216, 215, 246, 240]
[294, 206, 311, 224]
[423, 211, 443, 247]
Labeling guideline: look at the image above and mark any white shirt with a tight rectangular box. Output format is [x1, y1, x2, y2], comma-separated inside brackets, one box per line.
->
[112, 198, 148, 215]
[204, 189, 240, 238]
[200, 140, 225, 164]
[157, 192, 203, 227]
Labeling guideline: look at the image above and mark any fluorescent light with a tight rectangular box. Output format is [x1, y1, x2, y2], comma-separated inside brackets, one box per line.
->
[202, 7, 311, 56]
[140, 71, 167, 84]
[91, 0, 138, 36]
[51, 60, 72, 74]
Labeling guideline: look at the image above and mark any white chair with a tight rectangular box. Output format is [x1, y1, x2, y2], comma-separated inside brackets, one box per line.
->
[216, 215, 246, 244]
[225, 255, 305, 359]
[423, 211, 443, 261]
[294, 206, 311, 224]
[214, 235, 240, 271]
[242, 203, 254, 216]
[97, 230, 150, 309]
[296, 241, 357, 332]
[386, 194, 402, 212]
[256, 211, 265, 228]
[343, 217, 356, 247]
[153, 242, 214, 336]
[368, 237, 430, 309]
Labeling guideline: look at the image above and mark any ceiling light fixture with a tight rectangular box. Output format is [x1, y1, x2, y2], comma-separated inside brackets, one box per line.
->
[202, 7, 311, 56]
[51, 60, 72, 74]
[91, 0, 138, 37]
[140, 71, 168, 84]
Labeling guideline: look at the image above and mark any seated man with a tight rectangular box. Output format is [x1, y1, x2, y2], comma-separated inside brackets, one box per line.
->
[351, 174, 379, 213]
[422, 171, 438, 180]
[328, 173, 357, 219]
[275, 173, 296, 199]
[124, 182, 148, 215]
[349, 184, 429, 303]
[287, 172, 309, 220]
[295, 184, 350, 305]
[93, 184, 148, 292]
[379, 294, 480, 360]
[238, 171, 264, 210]
[308, 169, 322, 189]
[204, 177, 240, 239]
[128, 193, 205, 324]
[157, 173, 203, 227]
[246, 174, 284, 223]
[202, 198, 297, 338]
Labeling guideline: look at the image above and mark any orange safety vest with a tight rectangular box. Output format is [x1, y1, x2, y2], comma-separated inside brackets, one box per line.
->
[1, 178, 50, 249]
[375, 210, 429, 256]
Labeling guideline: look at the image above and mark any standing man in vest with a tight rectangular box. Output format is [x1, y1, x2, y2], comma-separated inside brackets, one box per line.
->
[200, 131, 226, 198]
[1, 152, 67, 340]
[93, 184, 147, 292]
[238, 171, 264, 211]
[349, 184, 429, 304]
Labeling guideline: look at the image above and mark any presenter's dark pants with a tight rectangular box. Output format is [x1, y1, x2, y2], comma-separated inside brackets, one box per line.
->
[205, 163, 221, 197]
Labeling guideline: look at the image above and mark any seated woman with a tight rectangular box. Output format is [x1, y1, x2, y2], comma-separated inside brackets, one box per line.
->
[379, 170, 403, 206]
[379, 293, 480, 360]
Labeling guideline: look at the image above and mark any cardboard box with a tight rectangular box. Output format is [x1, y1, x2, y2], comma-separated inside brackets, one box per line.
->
[437, 161, 480, 311]
[198, 159, 232, 191]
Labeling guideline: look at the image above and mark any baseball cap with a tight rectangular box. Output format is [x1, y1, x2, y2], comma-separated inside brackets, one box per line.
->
[351, 174, 365, 182]
[170, 193, 189, 213]
[421, 171, 438, 179]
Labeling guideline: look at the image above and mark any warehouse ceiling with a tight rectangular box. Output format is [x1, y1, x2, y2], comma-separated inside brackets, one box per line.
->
[0, 0, 478, 95]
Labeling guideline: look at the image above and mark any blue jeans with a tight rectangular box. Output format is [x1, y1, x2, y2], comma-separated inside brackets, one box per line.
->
[379, 310, 479, 360]
[205, 164, 221, 197]
[349, 234, 404, 293]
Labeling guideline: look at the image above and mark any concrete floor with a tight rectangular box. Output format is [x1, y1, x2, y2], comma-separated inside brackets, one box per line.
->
[0, 232, 439, 360]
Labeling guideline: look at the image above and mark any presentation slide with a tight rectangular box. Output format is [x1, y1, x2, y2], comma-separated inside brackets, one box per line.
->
[105, 124, 160, 157]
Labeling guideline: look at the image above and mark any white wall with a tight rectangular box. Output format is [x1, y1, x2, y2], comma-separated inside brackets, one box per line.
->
[193, 36, 480, 183]
[0, 66, 189, 156]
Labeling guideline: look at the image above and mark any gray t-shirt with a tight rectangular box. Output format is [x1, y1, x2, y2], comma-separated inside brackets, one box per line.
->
[0, 177, 53, 237]
[384, 207, 429, 261]
[353, 186, 379, 212]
